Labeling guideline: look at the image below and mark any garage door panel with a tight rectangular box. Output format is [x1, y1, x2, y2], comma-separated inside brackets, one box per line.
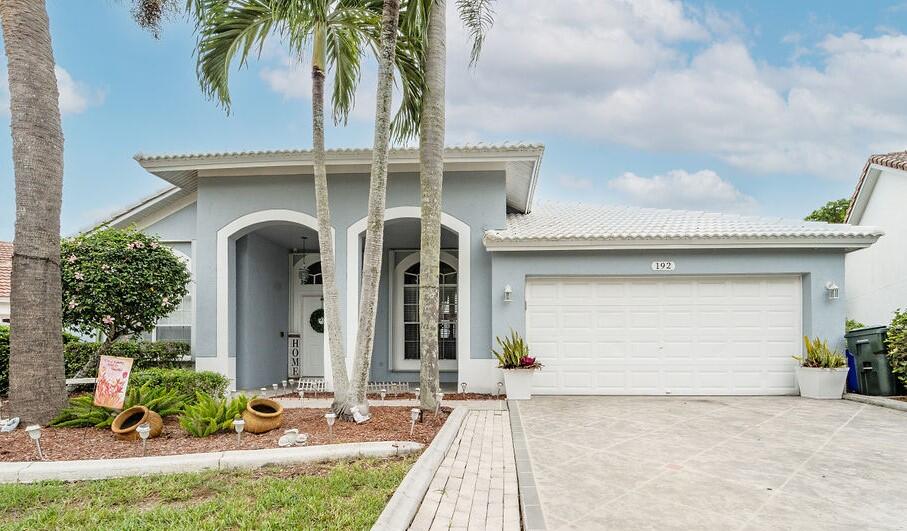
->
[525, 275, 802, 396]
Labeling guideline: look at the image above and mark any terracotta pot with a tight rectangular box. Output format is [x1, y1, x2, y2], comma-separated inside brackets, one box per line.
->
[111, 405, 163, 441]
[242, 398, 284, 434]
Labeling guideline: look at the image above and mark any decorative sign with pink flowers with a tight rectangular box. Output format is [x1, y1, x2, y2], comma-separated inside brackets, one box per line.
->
[93, 355, 134, 409]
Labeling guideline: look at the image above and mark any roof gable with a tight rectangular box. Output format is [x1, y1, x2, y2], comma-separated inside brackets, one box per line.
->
[846, 151, 907, 224]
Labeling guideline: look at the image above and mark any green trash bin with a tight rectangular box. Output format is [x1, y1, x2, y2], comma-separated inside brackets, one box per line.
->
[845, 326, 898, 396]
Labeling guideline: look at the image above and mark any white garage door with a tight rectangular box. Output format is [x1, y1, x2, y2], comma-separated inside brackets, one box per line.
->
[525, 276, 802, 395]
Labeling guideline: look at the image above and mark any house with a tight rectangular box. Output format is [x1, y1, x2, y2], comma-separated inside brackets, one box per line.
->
[103, 144, 881, 395]
[0, 242, 11, 324]
[845, 151, 907, 327]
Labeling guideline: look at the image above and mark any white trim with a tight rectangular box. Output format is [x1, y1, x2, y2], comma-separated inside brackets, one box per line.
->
[346, 207, 471, 386]
[482, 236, 882, 252]
[392, 251, 459, 372]
[216, 209, 335, 391]
[134, 192, 198, 231]
[104, 187, 185, 228]
[848, 164, 907, 224]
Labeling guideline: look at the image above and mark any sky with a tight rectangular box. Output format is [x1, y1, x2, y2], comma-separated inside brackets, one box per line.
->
[2, 0, 907, 241]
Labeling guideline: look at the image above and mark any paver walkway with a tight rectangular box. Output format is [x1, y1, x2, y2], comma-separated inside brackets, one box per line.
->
[410, 410, 520, 531]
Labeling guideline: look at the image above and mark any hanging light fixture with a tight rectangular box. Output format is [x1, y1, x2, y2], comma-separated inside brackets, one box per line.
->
[298, 236, 310, 286]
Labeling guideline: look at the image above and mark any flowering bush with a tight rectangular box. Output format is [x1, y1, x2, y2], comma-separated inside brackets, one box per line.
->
[61, 227, 190, 376]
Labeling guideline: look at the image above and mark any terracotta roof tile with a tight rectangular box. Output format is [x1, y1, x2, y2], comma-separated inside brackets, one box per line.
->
[0, 241, 12, 298]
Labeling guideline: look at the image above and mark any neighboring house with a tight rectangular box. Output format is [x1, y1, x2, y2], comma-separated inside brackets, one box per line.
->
[0, 241, 10, 324]
[101, 144, 881, 395]
[846, 151, 907, 327]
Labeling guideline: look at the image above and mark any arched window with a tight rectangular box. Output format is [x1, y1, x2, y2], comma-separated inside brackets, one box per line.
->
[395, 252, 458, 371]
[302, 261, 323, 285]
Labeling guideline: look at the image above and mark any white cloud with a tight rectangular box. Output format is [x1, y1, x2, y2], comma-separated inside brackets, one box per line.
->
[54, 66, 105, 114]
[558, 174, 594, 191]
[607, 169, 757, 212]
[440, 1, 907, 180]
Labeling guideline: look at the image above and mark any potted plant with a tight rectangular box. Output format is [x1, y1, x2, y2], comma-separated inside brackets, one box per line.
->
[794, 336, 849, 399]
[493, 330, 542, 400]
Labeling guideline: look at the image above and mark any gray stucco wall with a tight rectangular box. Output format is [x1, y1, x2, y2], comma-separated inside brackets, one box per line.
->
[185, 170, 504, 387]
[490, 249, 848, 351]
[143, 203, 196, 242]
[235, 233, 289, 389]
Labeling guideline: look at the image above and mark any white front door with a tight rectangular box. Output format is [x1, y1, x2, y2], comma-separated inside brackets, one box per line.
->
[525, 275, 803, 395]
[301, 295, 325, 377]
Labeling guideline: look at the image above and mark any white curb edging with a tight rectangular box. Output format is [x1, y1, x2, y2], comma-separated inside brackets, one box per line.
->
[371, 407, 470, 531]
[0, 441, 423, 484]
[844, 393, 907, 412]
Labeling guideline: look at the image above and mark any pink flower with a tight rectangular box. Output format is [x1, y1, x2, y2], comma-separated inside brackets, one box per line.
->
[102, 315, 115, 325]
[68, 299, 78, 309]
[162, 296, 169, 305]
[101, 264, 110, 271]
[67, 255, 77, 263]
[74, 272, 84, 281]
[519, 356, 536, 368]
[150, 241, 159, 249]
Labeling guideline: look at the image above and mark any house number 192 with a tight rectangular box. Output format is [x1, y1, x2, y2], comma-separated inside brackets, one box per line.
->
[651, 261, 676, 271]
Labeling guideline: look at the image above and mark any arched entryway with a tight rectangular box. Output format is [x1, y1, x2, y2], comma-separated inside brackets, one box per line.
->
[215, 209, 334, 391]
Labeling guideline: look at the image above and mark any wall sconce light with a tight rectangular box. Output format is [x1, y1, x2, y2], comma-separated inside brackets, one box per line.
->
[503, 284, 513, 303]
[825, 282, 840, 301]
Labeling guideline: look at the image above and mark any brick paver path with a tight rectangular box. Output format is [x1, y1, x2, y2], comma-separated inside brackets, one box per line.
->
[410, 410, 520, 530]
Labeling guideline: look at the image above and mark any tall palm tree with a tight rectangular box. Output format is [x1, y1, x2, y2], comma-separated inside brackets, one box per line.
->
[0, 0, 68, 424]
[348, 0, 406, 413]
[190, 0, 419, 416]
[417, 0, 492, 411]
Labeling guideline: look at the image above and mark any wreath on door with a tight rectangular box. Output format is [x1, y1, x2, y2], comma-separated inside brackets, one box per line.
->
[309, 308, 325, 334]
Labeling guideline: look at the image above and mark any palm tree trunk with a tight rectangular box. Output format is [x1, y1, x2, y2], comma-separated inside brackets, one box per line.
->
[309, 25, 352, 415]
[418, 0, 447, 412]
[1, 0, 68, 424]
[350, 0, 401, 413]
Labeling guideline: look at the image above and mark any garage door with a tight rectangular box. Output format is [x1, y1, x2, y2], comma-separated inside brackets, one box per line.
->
[525, 276, 802, 395]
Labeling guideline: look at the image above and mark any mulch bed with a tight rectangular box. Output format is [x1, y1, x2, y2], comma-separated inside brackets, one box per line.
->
[0, 406, 449, 462]
[275, 392, 505, 401]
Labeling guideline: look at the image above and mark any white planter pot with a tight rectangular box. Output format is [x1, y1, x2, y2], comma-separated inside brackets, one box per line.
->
[796, 366, 849, 399]
[502, 369, 536, 400]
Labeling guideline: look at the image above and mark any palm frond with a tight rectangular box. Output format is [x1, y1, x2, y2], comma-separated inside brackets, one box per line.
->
[455, 0, 494, 66]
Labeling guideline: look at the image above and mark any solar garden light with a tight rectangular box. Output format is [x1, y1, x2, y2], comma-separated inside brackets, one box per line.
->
[25, 424, 44, 460]
[260, 387, 267, 396]
[281, 380, 288, 393]
[272, 383, 279, 393]
[497, 381, 504, 398]
[414, 386, 420, 398]
[297, 389, 305, 400]
[233, 418, 245, 444]
[435, 392, 444, 416]
[380, 388, 387, 401]
[137, 422, 151, 456]
[289, 378, 296, 388]
[410, 408, 420, 436]
[325, 412, 336, 438]
[461, 382, 467, 395]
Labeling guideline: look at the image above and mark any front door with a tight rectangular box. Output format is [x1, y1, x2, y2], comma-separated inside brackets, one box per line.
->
[301, 295, 325, 377]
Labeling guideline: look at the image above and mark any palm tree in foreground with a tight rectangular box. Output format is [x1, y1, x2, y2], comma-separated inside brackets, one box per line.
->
[0, 0, 68, 423]
[191, 0, 418, 416]
[417, 0, 493, 411]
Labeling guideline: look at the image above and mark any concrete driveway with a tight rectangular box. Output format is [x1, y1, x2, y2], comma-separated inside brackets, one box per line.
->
[512, 396, 907, 530]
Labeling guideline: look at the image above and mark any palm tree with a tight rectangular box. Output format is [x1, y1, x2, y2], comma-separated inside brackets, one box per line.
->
[417, 0, 492, 411]
[190, 0, 419, 416]
[0, 0, 68, 424]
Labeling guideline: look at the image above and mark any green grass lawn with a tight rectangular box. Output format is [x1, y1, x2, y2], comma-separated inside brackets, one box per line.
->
[0, 457, 414, 530]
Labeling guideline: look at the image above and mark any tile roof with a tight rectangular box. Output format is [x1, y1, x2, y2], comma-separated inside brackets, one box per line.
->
[0, 241, 11, 298]
[134, 142, 544, 162]
[484, 202, 882, 248]
[846, 150, 907, 222]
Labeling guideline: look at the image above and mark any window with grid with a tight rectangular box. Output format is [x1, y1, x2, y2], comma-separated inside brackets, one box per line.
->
[402, 261, 457, 361]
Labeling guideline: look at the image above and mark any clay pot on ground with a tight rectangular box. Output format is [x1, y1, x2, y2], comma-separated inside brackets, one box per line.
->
[111, 405, 163, 441]
[242, 398, 284, 434]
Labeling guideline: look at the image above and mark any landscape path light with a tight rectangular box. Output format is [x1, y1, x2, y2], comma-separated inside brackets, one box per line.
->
[137, 423, 151, 456]
[380, 388, 387, 401]
[233, 418, 245, 444]
[281, 380, 288, 393]
[298, 389, 305, 400]
[497, 381, 504, 398]
[435, 392, 444, 416]
[461, 382, 467, 395]
[410, 408, 420, 436]
[272, 383, 279, 393]
[25, 424, 44, 460]
[325, 412, 336, 438]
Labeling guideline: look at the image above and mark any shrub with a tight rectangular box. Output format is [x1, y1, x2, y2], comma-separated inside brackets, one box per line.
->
[886, 309, 907, 388]
[63, 341, 189, 377]
[492, 330, 542, 369]
[130, 368, 228, 400]
[794, 336, 846, 368]
[50, 383, 186, 428]
[846, 319, 866, 332]
[1, 326, 84, 395]
[180, 393, 249, 437]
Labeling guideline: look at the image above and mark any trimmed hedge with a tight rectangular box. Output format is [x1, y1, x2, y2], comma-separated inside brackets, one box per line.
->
[130, 368, 229, 400]
[63, 340, 189, 377]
